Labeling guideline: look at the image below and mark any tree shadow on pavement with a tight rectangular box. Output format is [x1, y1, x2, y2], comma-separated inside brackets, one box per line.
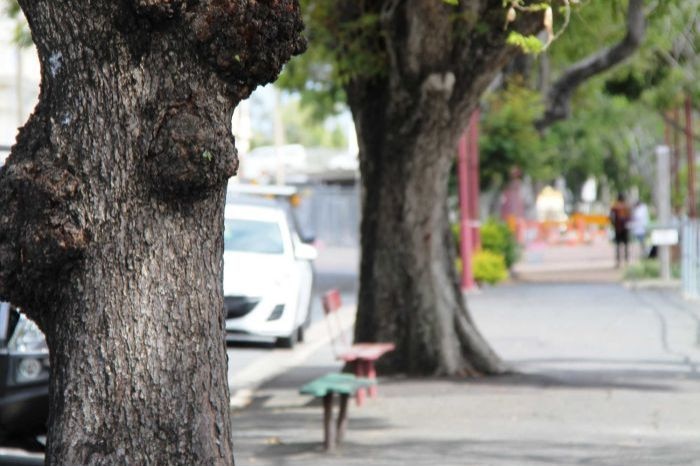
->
[259, 365, 347, 390]
[242, 437, 700, 466]
[393, 369, 696, 394]
[367, 356, 700, 394]
[469, 357, 700, 393]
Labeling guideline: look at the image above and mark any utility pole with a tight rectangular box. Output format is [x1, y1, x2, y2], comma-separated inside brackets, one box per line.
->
[672, 108, 681, 210]
[273, 86, 286, 185]
[656, 145, 672, 281]
[685, 96, 696, 218]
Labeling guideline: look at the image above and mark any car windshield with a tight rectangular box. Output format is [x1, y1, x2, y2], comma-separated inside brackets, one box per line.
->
[224, 219, 284, 254]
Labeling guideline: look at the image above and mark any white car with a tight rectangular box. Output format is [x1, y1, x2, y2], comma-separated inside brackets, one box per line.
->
[222, 196, 316, 348]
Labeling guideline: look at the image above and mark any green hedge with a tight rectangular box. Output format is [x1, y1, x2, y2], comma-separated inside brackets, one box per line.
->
[453, 218, 519, 285]
[624, 259, 681, 280]
[480, 219, 519, 269]
[453, 219, 519, 269]
[473, 250, 508, 284]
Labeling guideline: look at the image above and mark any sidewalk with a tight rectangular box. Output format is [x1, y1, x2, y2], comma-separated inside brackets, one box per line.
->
[230, 251, 700, 465]
[513, 239, 624, 283]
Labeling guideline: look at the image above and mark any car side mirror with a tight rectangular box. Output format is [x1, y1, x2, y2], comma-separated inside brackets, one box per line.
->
[300, 232, 316, 244]
[295, 243, 317, 261]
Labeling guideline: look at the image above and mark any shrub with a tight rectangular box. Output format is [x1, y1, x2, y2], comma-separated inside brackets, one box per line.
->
[624, 259, 681, 280]
[472, 250, 508, 285]
[480, 219, 519, 269]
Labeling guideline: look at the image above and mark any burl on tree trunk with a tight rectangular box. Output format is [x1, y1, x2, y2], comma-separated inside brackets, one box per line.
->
[0, 1, 304, 464]
[341, 1, 541, 376]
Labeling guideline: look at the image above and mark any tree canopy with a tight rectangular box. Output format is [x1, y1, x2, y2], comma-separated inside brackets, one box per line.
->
[277, 0, 697, 201]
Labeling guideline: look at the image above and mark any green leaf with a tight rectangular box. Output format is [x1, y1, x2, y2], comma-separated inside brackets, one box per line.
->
[442, 0, 458, 5]
[506, 31, 543, 54]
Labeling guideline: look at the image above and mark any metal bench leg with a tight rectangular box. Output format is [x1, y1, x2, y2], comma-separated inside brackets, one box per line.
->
[367, 361, 378, 398]
[354, 360, 367, 406]
[323, 393, 336, 452]
[336, 393, 349, 445]
[355, 359, 367, 406]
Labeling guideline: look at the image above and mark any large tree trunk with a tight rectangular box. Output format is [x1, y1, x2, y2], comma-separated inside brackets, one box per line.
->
[0, 1, 303, 464]
[339, 0, 541, 376]
[349, 80, 506, 376]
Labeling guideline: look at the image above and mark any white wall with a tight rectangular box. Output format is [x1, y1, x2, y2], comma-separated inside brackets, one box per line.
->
[0, 15, 40, 161]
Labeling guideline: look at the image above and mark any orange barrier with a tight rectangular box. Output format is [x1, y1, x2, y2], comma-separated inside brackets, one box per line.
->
[513, 214, 610, 246]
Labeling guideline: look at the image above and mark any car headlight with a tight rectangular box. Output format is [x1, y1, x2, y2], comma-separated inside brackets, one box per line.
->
[8, 316, 48, 354]
[16, 358, 45, 383]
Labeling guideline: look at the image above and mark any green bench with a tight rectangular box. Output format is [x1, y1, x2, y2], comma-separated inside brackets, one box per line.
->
[299, 373, 375, 451]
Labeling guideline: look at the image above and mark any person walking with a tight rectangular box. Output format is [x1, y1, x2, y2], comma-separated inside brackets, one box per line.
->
[630, 200, 649, 260]
[610, 194, 631, 267]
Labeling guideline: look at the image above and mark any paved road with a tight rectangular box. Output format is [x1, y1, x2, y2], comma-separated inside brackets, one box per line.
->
[471, 283, 700, 380]
[513, 238, 624, 283]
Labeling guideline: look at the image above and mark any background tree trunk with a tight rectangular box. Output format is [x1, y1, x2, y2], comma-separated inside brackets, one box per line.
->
[348, 80, 506, 375]
[0, 1, 303, 464]
[340, 0, 541, 376]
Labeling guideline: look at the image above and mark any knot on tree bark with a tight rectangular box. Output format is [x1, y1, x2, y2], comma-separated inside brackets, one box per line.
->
[0, 156, 88, 308]
[148, 105, 238, 197]
[133, 0, 186, 21]
[187, 0, 306, 99]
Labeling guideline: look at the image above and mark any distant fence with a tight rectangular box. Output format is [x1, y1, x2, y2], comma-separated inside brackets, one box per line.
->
[681, 219, 700, 300]
[295, 183, 360, 248]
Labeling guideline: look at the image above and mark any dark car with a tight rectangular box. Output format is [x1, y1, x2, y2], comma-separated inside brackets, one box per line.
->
[0, 303, 49, 441]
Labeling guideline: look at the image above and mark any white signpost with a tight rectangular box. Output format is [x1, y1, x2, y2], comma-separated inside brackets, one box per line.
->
[650, 228, 679, 247]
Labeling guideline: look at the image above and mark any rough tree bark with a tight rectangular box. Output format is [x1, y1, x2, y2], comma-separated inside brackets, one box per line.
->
[0, 1, 303, 464]
[537, 0, 646, 130]
[338, 1, 540, 376]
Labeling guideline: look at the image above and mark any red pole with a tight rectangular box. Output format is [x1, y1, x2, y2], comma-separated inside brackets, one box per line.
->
[686, 96, 697, 218]
[468, 109, 481, 250]
[457, 132, 475, 290]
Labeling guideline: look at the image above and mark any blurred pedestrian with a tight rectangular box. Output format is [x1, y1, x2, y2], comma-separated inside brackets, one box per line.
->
[610, 193, 631, 267]
[630, 200, 649, 260]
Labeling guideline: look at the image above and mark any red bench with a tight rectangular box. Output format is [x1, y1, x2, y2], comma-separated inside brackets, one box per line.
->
[322, 289, 395, 406]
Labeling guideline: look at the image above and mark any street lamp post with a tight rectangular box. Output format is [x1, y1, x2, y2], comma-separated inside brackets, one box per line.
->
[685, 97, 696, 218]
[656, 145, 672, 281]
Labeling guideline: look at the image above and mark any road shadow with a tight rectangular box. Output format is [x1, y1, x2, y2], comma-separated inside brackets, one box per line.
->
[259, 365, 346, 390]
[381, 357, 700, 394]
[243, 437, 700, 465]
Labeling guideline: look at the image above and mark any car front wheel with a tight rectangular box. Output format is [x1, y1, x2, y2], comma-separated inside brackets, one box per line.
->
[276, 329, 298, 349]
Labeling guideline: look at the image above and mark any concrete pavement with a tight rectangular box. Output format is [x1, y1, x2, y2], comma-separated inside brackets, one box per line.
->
[513, 239, 624, 283]
[230, 279, 700, 465]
